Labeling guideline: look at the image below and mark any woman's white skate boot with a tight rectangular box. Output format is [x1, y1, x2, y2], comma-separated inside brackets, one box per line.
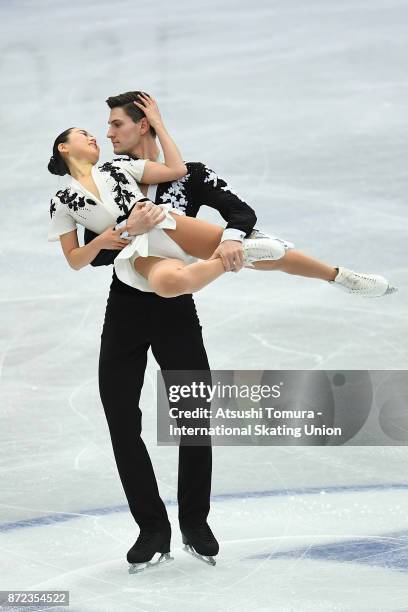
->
[243, 229, 295, 268]
[329, 267, 398, 297]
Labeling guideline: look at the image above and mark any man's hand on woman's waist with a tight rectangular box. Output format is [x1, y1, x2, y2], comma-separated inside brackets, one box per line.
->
[123, 201, 167, 236]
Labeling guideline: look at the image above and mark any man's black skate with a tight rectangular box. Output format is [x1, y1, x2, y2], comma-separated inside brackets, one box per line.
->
[181, 522, 219, 566]
[127, 525, 173, 574]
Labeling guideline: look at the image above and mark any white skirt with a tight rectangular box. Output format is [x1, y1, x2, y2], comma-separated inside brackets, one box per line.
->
[113, 204, 198, 292]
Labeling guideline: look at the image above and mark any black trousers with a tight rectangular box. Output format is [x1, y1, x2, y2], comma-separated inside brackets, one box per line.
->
[98, 277, 212, 532]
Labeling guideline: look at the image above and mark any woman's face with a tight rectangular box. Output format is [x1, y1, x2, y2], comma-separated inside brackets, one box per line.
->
[58, 128, 100, 164]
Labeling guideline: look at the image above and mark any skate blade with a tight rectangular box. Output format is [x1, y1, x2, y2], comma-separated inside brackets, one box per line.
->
[183, 544, 216, 566]
[128, 552, 174, 574]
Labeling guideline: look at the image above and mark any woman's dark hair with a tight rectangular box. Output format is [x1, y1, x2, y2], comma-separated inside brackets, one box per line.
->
[48, 127, 75, 176]
[106, 91, 157, 138]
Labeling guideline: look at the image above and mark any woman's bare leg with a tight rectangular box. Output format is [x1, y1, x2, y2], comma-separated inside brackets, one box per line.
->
[162, 213, 337, 281]
[132, 214, 227, 297]
[134, 255, 226, 298]
[162, 213, 224, 259]
[251, 250, 337, 281]
[134, 247, 336, 298]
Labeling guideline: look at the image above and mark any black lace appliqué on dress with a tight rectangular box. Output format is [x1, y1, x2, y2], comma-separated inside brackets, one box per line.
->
[99, 161, 133, 215]
[56, 188, 97, 213]
[49, 199, 56, 218]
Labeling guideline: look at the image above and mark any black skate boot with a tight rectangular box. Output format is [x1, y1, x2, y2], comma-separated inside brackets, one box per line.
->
[181, 522, 219, 566]
[127, 525, 173, 574]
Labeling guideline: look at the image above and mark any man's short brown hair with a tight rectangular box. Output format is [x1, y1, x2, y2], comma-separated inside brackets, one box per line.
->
[106, 91, 156, 137]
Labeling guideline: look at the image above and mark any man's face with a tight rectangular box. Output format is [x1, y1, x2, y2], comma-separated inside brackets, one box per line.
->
[107, 107, 141, 155]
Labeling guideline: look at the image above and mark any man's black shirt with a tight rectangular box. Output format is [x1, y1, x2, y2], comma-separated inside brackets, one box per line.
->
[84, 160, 257, 293]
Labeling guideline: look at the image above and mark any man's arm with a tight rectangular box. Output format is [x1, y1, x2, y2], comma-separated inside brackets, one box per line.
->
[189, 162, 257, 239]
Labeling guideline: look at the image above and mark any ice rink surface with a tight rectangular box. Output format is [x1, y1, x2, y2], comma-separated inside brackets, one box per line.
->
[1, 0, 408, 610]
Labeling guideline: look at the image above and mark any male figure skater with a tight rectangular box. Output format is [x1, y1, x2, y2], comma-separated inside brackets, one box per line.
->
[84, 91, 257, 571]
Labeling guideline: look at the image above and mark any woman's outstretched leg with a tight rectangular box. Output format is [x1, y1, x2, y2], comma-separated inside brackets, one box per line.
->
[162, 214, 337, 280]
[251, 250, 338, 281]
[250, 249, 396, 296]
[137, 211, 396, 297]
[134, 256, 226, 298]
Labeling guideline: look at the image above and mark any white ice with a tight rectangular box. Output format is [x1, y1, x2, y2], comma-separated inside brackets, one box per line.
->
[1, 0, 408, 610]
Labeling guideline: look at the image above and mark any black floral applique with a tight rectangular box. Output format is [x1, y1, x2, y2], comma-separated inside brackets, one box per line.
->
[49, 199, 56, 218]
[112, 185, 133, 214]
[99, 161, 129, 186]
[99, 160, 133, 215]
[56, 188, 97, 213]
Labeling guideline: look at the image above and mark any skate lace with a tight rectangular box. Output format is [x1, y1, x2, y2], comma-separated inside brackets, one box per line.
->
[340, 272, 383, 292]
[337, 270, 396, 295]
[349, 273, 376, 287]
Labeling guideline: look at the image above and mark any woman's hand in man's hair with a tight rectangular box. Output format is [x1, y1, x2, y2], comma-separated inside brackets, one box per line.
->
[133, 93, 163, 129]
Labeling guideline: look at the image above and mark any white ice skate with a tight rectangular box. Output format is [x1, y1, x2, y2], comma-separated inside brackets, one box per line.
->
[243, 229, 295, 268]
[329, 267, 398, 297]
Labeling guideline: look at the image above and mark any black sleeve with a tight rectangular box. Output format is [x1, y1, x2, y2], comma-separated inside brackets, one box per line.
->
[189, 162, 257, 237]
[84, 227, 119, 267]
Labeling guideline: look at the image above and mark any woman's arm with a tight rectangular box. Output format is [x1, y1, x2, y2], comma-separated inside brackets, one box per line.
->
[83, 227, 120, 267]
[60, 227, 130, 270]
[135, 93, 187, 183]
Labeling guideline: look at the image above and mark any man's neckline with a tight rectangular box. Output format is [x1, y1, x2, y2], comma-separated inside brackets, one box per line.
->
[114, 149, 163, 162]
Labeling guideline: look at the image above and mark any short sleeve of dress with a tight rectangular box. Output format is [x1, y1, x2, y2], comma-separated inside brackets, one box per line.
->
[48, 196, 77, 241]
[112, 156, 147, 182]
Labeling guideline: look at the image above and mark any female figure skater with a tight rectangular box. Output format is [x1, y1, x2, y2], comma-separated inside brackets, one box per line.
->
[48, 93, 397, 298]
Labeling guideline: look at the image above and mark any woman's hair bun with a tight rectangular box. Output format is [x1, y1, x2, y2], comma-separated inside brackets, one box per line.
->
[48, 127, 74, 176]
[48, 155, 57, 175]
[48, 154, 67, 176]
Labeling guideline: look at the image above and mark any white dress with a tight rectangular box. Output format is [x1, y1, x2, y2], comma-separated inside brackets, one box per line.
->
[48, 157, 197, 291]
